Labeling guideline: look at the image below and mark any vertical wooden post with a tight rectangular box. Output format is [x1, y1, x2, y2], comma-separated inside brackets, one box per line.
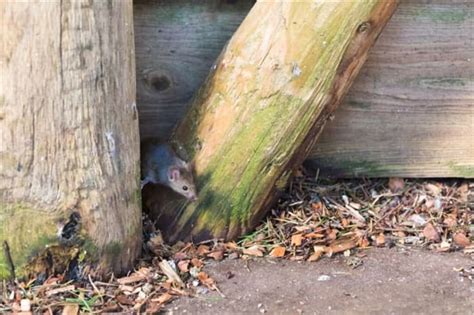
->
[0, 0, 141, 278]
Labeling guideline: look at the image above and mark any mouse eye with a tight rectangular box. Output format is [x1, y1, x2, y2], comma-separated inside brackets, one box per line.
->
[182, 185, 188, 191]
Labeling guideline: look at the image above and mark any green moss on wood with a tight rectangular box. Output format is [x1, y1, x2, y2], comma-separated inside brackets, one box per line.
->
[104, 241, 123, 261]
[415, 7, 471, 24]
[0, 203, 104, 280]
[159, 1, 396, 241]
[0, 203, 58, 279]
[447, 162, 474, 178]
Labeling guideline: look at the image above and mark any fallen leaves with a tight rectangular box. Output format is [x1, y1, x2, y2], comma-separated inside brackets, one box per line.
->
[242, 245, 264, 257]
[422, 223, 440, 242]
[307, 246, 325, 262]
[269, 246, 286, 258]
[388, 177, 405, 192]
[2, 177, 471, 314]
[236, 177, 472, 262]
[291, 234, 303, 247]
[453, 233, 471, 247]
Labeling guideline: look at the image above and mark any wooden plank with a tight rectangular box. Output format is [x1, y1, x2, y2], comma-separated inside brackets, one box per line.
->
[309, 0, 474, 178]
[134, 0, 254, 139]
[134, 0, 474, 178]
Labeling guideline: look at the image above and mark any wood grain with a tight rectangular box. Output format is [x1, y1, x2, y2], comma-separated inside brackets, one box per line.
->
[134, 0, 254, 139]
[145, 0, 397, 242]
[134, 0, 473, 178]
[310, 0, 474, 178]
[0, 0, 141, 278]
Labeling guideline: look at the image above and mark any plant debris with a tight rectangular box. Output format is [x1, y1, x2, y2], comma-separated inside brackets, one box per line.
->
[237, 174, 472, 261]
[1, 175, 472, 313]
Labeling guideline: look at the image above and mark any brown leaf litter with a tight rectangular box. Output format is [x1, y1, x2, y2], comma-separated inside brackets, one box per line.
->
[1, 175, 472, 313]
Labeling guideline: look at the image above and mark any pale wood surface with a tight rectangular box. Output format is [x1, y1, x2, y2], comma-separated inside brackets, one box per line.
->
[0, 0, 140, 277]
[311, 0, 474, 178]
[143, 0, 397, 242]
[134, 0, 473, 178]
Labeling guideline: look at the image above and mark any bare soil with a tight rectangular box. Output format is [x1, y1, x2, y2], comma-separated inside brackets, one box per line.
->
[166, 248, 473, 315]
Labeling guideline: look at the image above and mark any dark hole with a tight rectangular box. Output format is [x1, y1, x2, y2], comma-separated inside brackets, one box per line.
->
[149, 75, 171, 92]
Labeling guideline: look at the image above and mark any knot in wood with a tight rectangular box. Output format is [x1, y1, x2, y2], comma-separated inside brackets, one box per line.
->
[357, 21, 371, 33]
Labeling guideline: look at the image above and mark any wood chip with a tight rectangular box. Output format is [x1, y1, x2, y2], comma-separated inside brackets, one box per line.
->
[117, 274, 147, 285]
[453, 232, 471, 247]
[307, 246, 325, 262]
[375, 233, 385, 246]
[269, 246, 286, 258]
[291, 234, 303, 247]
[61, 304, 79, 315]
[158, 260, 184, 286]
[422, 223, 440, 242]
[46, 285, 75, 297]
[388, 177, 405, 192]
[242, 245, 264, 257]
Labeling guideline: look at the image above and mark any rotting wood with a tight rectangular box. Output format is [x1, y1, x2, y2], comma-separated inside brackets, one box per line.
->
[0, 0, 141, 279]
[144, 1, 399, 242]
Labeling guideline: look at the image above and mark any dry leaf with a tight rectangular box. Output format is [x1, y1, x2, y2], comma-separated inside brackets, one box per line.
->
[311, 201, 323, 213]
[291, 234, 303, 247]
[307, 246, 325, 262]
[422, 223, 440, 242]
[62, 304, 80, 315]
[177, 260, 190, 273]
[197, 272, 216, 289]
[46, 285, 75, 297]
[115, 294, 134, 305]
[207, 249, 224, 261]
[191, 257, 204, 268]
[453, 233, 471, 247]
[304, 232, 325, 239]
[151, 293, 173, 304]
[341, 218, 349, 227]
[117, 268, 150, 285]
[225, 242, 239, 250]
[327, 229, 337, 241]
[173, 252, 188, 260]
[145, 302, 162, 314]
[358, 237, 370, 248]
[443, 215, 457, 228]
[158, 260, 184, 286]
[242, 245, 264, 257]
[326, 238, 357, 254]
[388, 177, 404, 192]
[196, 245, 210, 256]
[375, 233, 385, 246]
[269, 246, 285, 258]
[425, 183, 441, 196]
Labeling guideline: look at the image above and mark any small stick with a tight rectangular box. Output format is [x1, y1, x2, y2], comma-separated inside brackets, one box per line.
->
[2, 241, 15, 280]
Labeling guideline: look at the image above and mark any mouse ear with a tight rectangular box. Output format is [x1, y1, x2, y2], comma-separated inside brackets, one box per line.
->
[168, 167, 180, 182]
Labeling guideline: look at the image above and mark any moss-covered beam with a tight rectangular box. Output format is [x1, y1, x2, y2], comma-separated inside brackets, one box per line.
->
[145, 1, 399, 242]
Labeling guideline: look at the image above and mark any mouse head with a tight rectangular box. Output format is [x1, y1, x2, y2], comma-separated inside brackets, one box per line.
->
[167, 165, 198, 201]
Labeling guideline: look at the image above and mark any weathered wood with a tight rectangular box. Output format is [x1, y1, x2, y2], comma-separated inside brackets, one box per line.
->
[134, 0, 254, 139]
[145, 0, 398, 242]
[310, 0, 474, 178]
[134, 0, 473, 178]
[0, 0, 141, 279]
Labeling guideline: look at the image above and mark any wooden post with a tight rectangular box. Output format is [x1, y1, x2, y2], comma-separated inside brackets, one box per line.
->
[144, 1, 399, 242]
[0, 0, 141, 279]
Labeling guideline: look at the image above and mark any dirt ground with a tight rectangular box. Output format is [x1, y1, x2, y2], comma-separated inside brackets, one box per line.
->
[165, 248, 473, 315]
